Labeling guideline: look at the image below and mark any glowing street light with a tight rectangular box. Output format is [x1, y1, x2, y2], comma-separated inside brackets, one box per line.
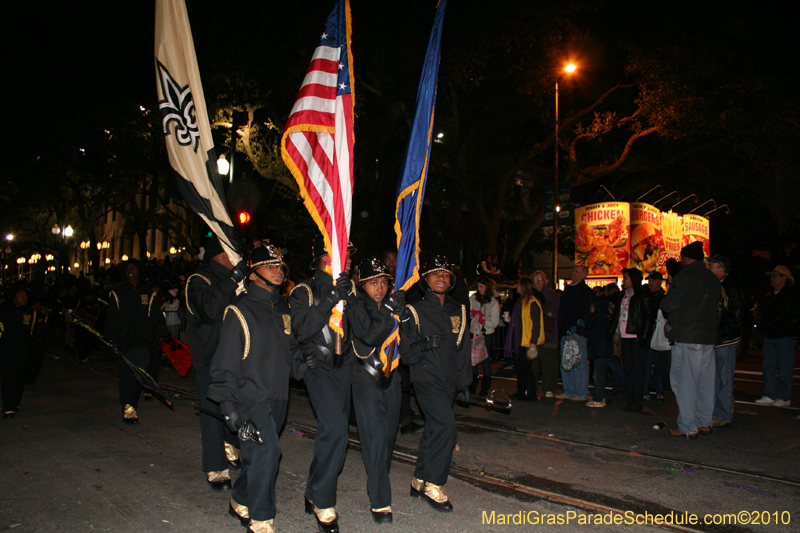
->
[5, 234, 12, 241]
[553, 62, 578, 285]
[217, 155, 230, 176]
[64, 226, 74, 237]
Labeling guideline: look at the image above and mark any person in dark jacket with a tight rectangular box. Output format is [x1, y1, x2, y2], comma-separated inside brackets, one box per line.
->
[708, 255, 743, 426]
[532, 271, 560, 398]
[208, 244, 301, 533]
[660, 241, 721, 438]
[579, 296, 613, 407]
[105, 259, 168, 424]
[291, 235, 354, 533]
[347, 259, 406, 524]
[754, 265, 799, 408]
[641, 272, 667, 401]
[1, 287, 33, 418]
[400, 254, 471, 513]
[557, 265, 594, 400]
[185, 236, 248, 492]
[615, 268, 651, 413]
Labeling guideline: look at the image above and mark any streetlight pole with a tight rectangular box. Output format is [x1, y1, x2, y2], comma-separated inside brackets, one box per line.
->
[553, 63, 576, 288]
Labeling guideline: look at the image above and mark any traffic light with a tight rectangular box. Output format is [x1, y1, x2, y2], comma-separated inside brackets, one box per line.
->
[238, 211, 251, 225]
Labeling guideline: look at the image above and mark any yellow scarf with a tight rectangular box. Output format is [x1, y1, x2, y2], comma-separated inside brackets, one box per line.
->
[521, 296, 545, 347]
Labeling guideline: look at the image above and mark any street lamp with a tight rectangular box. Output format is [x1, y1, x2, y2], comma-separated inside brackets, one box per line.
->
[217, 154, 230, 176]
[553, 63, 577, 287]
[5, 234, 12, 241]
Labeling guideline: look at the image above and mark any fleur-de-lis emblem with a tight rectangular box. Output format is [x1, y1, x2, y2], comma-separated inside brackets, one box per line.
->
[156, 60, 200, 152]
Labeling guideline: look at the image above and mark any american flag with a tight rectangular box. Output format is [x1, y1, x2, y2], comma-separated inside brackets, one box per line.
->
[281, 0, 354, 335]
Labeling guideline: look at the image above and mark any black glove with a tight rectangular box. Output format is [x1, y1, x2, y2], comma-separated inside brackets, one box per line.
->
[238, 419, 263, 445]
[399, 306, 414, 323]
[221, 401, 242, 433]
[384, 290, 406, 314]
[334, 273, 353, 301]
[303, 346, 318, 370]
[229, 259, 249, 284]
[456, 387, 471, 404]
[426, 334, 443, 350]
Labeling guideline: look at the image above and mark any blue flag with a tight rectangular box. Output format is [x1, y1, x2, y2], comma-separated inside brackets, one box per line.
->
[382, 0, 447, 374]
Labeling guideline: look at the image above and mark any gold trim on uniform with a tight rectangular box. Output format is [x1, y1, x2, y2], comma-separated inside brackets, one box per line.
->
[223, 305, 251, 360]
[110, 291, 120, 308]
[406, 305, 421, 333]
[147, 293, 158, 317]
[351, 340, 376, 359]
[450, 316, 460, 334]
[185, 273, 211, 316]
[456, 305, 467, 346]
[291, 283, 314, 307]
[282, 314, 292, 335]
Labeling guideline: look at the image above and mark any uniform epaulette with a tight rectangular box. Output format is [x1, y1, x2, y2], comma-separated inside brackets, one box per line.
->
[223, 305, 251, 360]
[457, 304, 467, 347]
[147, 293, 157, 318]
[406, 304, 421, 333]
[185, 273, 212, 316]
[109, 291, 120, 309]
[291, 283, 313, 307]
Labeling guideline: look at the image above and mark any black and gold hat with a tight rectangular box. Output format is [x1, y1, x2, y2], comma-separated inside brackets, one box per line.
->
[419, 254, 454, 277]
[248, 244, 288, 274]
[359, 258, 393, 284]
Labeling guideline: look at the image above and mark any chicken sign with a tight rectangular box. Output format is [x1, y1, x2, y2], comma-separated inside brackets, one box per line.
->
[575, 201, 710, 278]
[575, 202, 630, 277]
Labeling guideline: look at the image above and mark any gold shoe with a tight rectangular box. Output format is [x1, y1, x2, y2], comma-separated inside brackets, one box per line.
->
[225, 442, 241, 468]
[314, 506, 337, 523]
[207, 469, 232, 492]
[248, 518, 275, 533]
[207, 469, 231, 482]
[229, 498, 250, 526]
[122, 404, 139, 424]
[410, 477, 425, 494]
[424, 483, 449, 504]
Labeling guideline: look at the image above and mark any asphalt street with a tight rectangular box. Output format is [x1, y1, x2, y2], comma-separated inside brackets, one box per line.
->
[1, 346, 798, 533]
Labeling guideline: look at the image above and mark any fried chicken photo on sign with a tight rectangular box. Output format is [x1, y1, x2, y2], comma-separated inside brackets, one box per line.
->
[606, 215, 627, 244]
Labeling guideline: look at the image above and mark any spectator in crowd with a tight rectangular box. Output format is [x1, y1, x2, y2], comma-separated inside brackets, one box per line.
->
[531, 271, 559, 399]
[708, 255, 743, 427]
[556, 265, 594, 401]
[754, 266, 799, 408]
[580, 295, 612, 407]
[660, 241, 721, 438]
[469, 276, 500, 397]
[511, 276, 545, 401]
[642, 272, 667, 401]
[613, 268, 650, 413]
[162, 286, 182, 338]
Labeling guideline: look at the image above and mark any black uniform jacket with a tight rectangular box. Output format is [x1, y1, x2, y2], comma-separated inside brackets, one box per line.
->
[289, 270, 354, 368]
[347, 291, 397, 386]
[399, 291, 471, 387]
[185, 261, 239, 368]
[105, 281, 168, 353]
[208, 284, 300, 404]
[0, 302, 34, 356]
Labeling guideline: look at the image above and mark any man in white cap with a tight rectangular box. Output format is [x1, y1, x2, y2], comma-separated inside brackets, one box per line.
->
[754, 265, 799, 408]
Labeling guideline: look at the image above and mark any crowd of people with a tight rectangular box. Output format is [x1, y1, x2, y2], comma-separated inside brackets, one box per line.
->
[473, 241, 798, 440]
[1, 237, 798, 533]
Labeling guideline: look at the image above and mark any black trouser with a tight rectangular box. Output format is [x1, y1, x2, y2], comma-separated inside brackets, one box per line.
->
[304, 362, 354, 509]
[622, 338, 647, 412]
[147, 346, 161, 386]
[413, 381, 457, 486]
[196, 366, 238, 472]
[515, 352, 536, 397]
[658, 349, 672, 393]
[233, 401, 287, 521]
[352, 378, 401, 509]
[1, 352, 26, 412]
[25, 346, 44, 384]
[118, 346, 150, 408]
[398, 362, 415, 427]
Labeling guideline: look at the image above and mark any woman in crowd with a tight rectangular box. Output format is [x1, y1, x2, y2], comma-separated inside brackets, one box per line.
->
[469, 276, 500, 397]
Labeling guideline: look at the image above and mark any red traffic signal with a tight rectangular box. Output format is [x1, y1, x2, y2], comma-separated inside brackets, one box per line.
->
[238, 212, 251, 225]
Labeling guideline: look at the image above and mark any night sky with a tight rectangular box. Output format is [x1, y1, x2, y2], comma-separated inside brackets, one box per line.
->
[4, 1, 798, 285]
